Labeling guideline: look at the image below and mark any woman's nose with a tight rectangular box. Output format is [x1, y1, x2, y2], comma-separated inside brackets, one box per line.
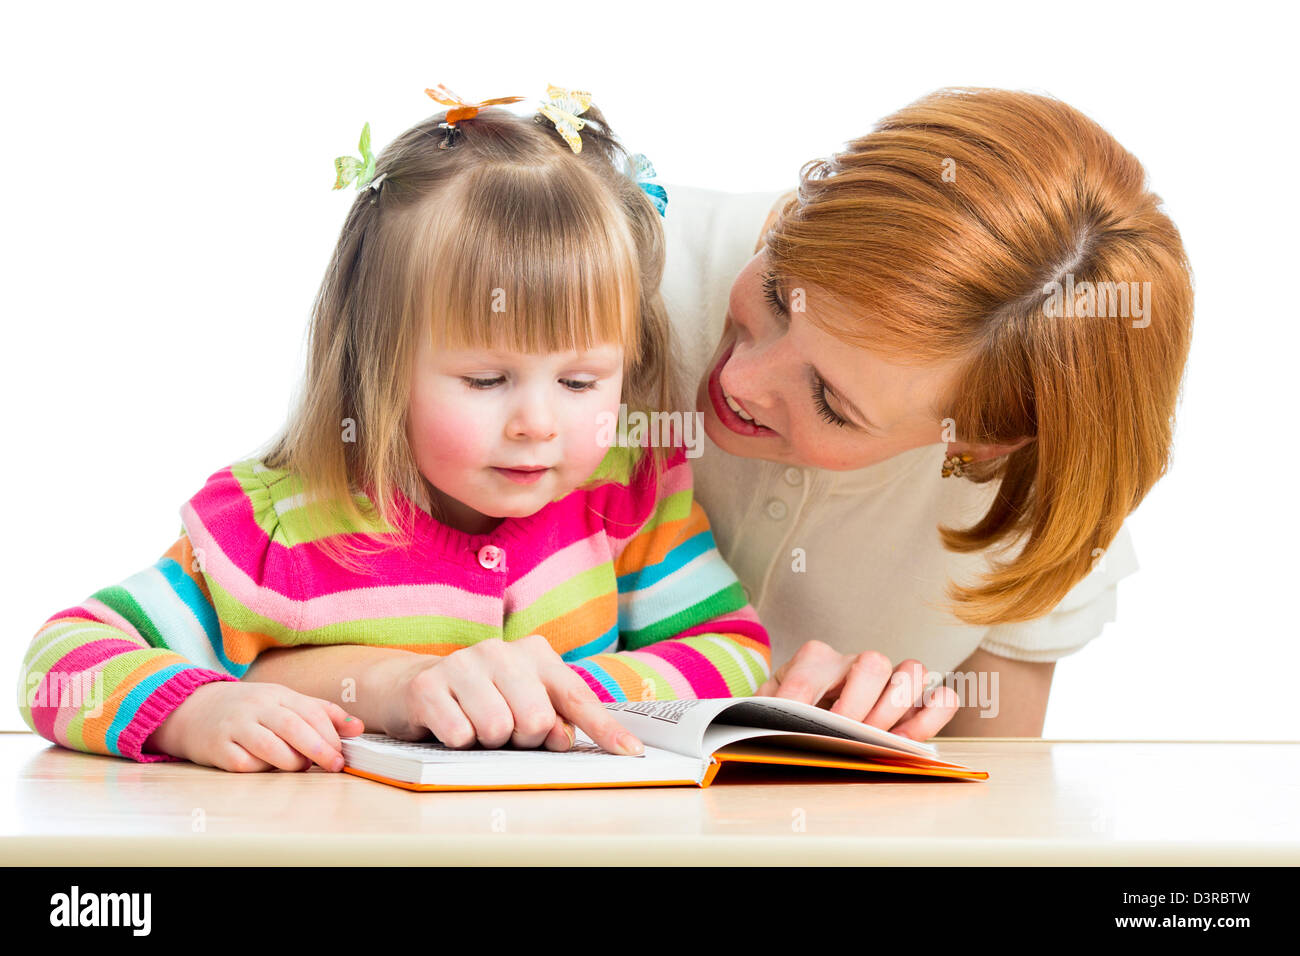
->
[724, 311, 790, 410]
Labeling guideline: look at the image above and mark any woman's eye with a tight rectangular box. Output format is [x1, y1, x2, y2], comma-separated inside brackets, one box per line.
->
[762, 270, 789, 317]
[463, 376, 504, 389]
[561, 379, 598, 392]
[809, 375, 850, 428]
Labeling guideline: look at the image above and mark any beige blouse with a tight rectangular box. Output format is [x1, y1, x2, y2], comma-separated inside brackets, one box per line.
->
[659, 183, 1139, 675]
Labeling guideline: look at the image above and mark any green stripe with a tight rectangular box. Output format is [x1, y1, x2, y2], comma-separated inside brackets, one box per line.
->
[504, 563, 614, 637]
[620, 582, 748, 648]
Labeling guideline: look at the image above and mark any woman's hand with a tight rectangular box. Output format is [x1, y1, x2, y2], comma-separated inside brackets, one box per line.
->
[756, 641, 960, 740]
[143, 681, 364, 772]
[386, 634, 645, 756]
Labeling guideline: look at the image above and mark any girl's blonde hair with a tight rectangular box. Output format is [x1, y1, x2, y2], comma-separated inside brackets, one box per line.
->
[765, 87, 1195, 627]
[252, 102, 680, 574]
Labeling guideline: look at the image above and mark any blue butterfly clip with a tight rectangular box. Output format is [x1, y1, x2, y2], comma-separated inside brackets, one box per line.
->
[624, 153, 668, 217]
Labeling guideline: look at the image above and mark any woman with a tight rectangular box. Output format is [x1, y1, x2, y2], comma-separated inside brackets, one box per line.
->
[245, 86, 1193, 743]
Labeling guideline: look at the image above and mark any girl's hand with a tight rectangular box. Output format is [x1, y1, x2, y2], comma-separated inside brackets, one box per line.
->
[144, 681, 365, 772]
[388, 635, 645, 756]
[756, 641, 960, 741]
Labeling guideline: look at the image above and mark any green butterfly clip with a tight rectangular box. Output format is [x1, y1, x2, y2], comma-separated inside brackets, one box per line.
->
[333, 121, 385, 191]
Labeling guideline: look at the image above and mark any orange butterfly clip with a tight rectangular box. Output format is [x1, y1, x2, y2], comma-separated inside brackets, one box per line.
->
[425, 84, 525, 127]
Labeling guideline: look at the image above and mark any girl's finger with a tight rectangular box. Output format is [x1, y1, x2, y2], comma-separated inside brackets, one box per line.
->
[542, 717, 576, 752]
[827, 652, 898, 724]
[215, 739, 275, 773]
[447, 675, 516, 749]
[285, 696, 347, 753]
[408, 684, 476, 749]
[259, 707, 341, 770]
[240, 721, 313, 772]
[542, 662, 643, 756]
[493, 667, 558, 750]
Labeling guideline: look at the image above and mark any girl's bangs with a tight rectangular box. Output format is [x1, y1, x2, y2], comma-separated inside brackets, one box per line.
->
[413, 175, 641, 360]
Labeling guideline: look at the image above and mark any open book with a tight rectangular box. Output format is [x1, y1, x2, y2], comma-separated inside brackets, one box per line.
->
[338, 697, 988, 791]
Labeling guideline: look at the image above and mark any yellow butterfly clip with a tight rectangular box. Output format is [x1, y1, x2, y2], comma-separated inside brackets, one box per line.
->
[538, 83, 593, 153]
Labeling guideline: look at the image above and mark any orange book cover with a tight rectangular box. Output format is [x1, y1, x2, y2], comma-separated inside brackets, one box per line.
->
[338, 698, 988, 792]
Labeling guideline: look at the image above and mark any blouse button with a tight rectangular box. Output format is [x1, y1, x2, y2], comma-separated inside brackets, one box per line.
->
[764, 498, 788, 521]
[783, 467, 803, 486]
[477, 544, 505, 570]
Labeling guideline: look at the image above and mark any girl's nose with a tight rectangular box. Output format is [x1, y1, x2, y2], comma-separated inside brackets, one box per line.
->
[506, 394, 558, 441]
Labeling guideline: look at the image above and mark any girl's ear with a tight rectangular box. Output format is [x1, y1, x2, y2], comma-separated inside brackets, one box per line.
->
[946, 435, 1034, 463]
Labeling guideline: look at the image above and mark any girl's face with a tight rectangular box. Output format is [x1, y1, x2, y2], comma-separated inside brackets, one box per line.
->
[696, 249, 963, 470]
[407, 329, 624, 534]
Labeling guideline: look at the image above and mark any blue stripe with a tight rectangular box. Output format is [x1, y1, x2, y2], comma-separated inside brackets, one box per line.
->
[105, 662, 197, 757]
[573, 660, 627, 702]
[563, 623, 619, 662]
[616, 529, 715, 591]
[155, 557, 247, 677]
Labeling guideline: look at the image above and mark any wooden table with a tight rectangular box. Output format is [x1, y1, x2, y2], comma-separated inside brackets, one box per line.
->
[2, 732, 1296, 865]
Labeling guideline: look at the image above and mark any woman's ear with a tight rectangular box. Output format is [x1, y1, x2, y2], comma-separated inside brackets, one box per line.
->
[946, 435, 1034, 462]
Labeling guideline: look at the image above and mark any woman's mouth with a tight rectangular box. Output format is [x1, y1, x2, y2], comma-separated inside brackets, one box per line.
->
[492, 466, 550, 485]
[707, 343, 779, 438]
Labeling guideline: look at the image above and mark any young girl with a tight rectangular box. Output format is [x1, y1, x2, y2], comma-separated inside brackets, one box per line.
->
[18, 85, 772, 773]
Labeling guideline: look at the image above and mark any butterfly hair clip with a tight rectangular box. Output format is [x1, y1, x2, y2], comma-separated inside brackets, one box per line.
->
[426, 84, 525, 148]
[624, 152, 668, 217]
[538, 83, 593, 154]
[333, 121, 384, 193]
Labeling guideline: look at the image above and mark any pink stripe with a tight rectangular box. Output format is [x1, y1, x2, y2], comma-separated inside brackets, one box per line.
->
[506, 533, 611, 610]
[81, 597, 146, 643]
[29, 638, 148, 743]
[299, 581, 503, 630]
[636, 640, 732, 697]
[621, 650, 694, 698]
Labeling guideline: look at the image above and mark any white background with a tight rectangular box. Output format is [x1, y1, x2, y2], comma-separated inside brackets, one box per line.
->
[4, 1, 1296, 739]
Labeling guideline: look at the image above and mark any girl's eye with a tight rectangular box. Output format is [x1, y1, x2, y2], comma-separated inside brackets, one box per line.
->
[762, 270, 789, 318]
[560, 379, 598, 392]
[463, 376, 505, 389]
[809, 373, 850, 428]
[462, 376, 597, 391]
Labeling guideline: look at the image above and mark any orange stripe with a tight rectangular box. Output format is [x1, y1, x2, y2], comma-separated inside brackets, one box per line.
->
[615, 501, 711, 575]
[522, 592, 617, 653]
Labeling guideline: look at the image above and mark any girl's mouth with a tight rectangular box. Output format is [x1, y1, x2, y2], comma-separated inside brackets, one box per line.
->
[492, 467, 550, 485]
[707, 342, 779, 438]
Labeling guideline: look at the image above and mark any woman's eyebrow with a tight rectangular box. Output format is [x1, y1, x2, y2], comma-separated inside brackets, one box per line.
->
[816, 368, 880, 431]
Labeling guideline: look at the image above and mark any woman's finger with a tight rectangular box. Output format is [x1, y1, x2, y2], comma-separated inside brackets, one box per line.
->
[861, 659, 927, 732]
[765, 641, 850, 706]
[889, 685, 961, 741]
[825, 651, 895, 723]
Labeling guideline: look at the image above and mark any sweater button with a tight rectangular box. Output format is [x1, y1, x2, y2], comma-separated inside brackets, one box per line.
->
[477, 544, 504, 570]
[764, 498, 788, 521]
[783, 467, 803, 486]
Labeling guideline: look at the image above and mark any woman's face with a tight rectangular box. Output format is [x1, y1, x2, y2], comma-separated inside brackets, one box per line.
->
[696, 249, 962, 470]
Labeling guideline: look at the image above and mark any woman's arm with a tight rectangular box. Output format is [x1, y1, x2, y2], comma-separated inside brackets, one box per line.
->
[934, 647, 1055, 737]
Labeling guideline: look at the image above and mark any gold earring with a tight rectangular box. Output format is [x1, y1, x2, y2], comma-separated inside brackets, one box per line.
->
[941, 452, 974, 479]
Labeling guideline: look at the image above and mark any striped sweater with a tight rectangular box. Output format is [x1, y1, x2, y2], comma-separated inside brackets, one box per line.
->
[17, 443, 772, 762]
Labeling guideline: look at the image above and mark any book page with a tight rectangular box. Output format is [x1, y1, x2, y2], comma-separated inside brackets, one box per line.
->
[341, 732, 706, 786]
[602, 699, 739, 758]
